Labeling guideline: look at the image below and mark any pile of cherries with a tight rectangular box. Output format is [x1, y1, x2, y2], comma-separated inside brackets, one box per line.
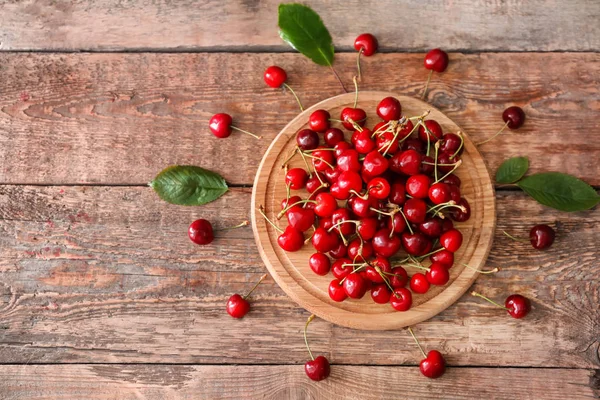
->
[260, 94, 472, 312]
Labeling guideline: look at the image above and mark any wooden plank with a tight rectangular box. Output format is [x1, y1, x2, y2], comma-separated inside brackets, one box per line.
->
[0, 365, 596, 400]
[1, 52, 599, 186]
[1, 0, 599, 52]
[0, 186, 598, 367]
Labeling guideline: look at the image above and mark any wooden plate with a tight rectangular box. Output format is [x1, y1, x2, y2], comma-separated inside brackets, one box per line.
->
[251, 92, 495, 330]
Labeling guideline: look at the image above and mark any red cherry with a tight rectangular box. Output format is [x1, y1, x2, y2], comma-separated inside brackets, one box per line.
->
[337, 149, 361, 172]
[375, 131, 400, 154]
[397, 120, 415, 140]
[311, 147, 334, 172]
[331, 208, 355, 236]
[502, 106, 526, 129]
[334, 141, 352, 158]
[362, 150, 389, 176]
[226, 294, 250, 318]
[324, 128, 345, 146]
[426, 263, 450, 286]
[389, 267, 408, 288]
[410, 273, 430, 294]
[418, 120, 443, 143]
[331, 171, 362, 200]
[450, 198, 471, 222]
[286, 206, 315, 232]
[418, 217, 443, 238]
[390, 288, 412, 311]
[314, 192, 337, 218]
[430, 249, 454, 269]
[323, 167, 342, 184]
[505, 294, 531, 319]
[319, 216, 333, 230]
[285, 168, 308, 190]
[357, 218, 378, 240]
[529, 224, 555, 250]
[329, 241, 348, 259]
[406, 174, 431, 199]
[354, 33, 378, 56]
[309, 109, 331, 132]
[209, 113, 234, 138]
[328, 279, 348, 302]
[305, 355, 331, 381]
[306, 173, 327, 195]
[188, 219, 214, 245]
[277, 226, 304, 252]
[376, 97, 402, 121]
[401, 231, 430, 256]
[424, 49, 449, 73]
[372, 229, 402, 258]
[440, 133, 463, 157]
[263, 65, 287, 88]
[332, 258, 353, 280]
[402, 138, 426, 153]
[442, 174, 461, 187]
[371, 284, 392, 304]
[309, 253, 331, 276]
[420, 350, 446, 379]
[389, 181, 407, 205]
[347, 239, 374, 262]
[341, 108, 367, 131]
[440, 229, 463, 252]
[387, 213, 407, 234]
[448, 184, 461, 203]
[403, 198, 427, 224]
[428, 182, 451, 204]
[349, 195, 376, 218]
[441, 218, 454, 233]
[390, 149, 422, 176]
[365, 256, 391, 283]
[312, 227, 340, 253]
[367, 177, 391, 199]
[352, 129, 376, 154]
[343, 273, 368, 299]
[296, 129, 319, 150]
[281, 195, 302, 210]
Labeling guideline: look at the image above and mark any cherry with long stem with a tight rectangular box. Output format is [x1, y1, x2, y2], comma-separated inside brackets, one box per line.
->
[283, 83, 304, 111]
[471, 291, 508, 310]
[477, 121, 509, 145]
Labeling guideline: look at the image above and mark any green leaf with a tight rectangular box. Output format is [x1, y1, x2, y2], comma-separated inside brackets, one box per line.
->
[150, 165, 228, 206]
[278, 3, 334, 66]
[495, 156, 529, 184]
[516, 172, 600, 212]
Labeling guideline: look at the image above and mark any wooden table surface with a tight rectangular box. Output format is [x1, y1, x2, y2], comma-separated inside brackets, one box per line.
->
[0, 1, 599, 399]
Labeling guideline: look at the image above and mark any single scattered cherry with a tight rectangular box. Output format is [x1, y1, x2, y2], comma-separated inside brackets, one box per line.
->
[354, 33, 378, 56]
[209, 113, 261, 139]
[226, 274, 268, 318]
[530, 224, 555, 250]
[478, 106, 525, 145]
[376, 97, 402, 121]
[188, 219, 248, 245]
[408, 327, 446, 379]
[264, 65, 304, 110]
[422, 48, 449, 100]
[303, 314, 331, 381]
[471, 291, 531, 319]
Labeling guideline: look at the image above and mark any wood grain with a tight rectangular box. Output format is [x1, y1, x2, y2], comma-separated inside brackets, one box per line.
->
[0, 364, 597, 400]
[252, 92, 496, 329]
[0, 185, 598, 367]
[0, 52, 599, 186]
[1, 0, 599, 52]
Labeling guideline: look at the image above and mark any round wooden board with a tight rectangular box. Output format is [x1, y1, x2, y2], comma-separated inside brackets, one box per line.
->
[251, 91, 496, 330]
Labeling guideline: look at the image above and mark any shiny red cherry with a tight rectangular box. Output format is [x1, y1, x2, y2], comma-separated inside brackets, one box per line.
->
[430, 249, 454, 269]
[390, 149, 422, 176]
[377, 97, 402, 121]
[420, 350, 446, 379]
[328, 279, 348, 302]
[354, 33, 378, 56]
[424, 49, 449, 73]
[277, 226, 304, 252]
[403, 198, 427, 224]
[529, 224, 555, 250]
[343, 273, 368, 299]
[324, 128, 345, 146]
[209, 113, 234, 138]
[309, 253, 331, 276]
[285, 168, 308, 190]
[313, 192, 337, 218]
[388, 213, 407, 234]
[401, 231, 430, 256]
[502, 106, 526, 129]
[390, 288, 412, 311]
[426, 263, 450, 286]
[263, 65, 287, 88]
[296, 129, 319, 150]
[372, 229, 402, 258]
[418, 217, 443, 238]
[428, 182, 451, 205]
[329, 241, 348, 259]
[505, 294, 531, 319]
[367, 177, 391, 199]
[362, 150, 389, 176]
[410, 273, 430, 294]
[309, 109, 331, 132]
[440, 229, 463, 253]
[406, 174, 431, 199]
[188, 219, 214, 245]
[371, 284, 392, 304]
[357, 218, 378, 240]
[341, 108, 367, 131]
[311, 227, 340, 253]
[305, 355, 330, 381]
[352, 129, 376, 154]
[331, 258, 353, 280]
[389, 267, 409, 288]
[450, 198, 471, 222]
[418, 120, 443, 143]
[226, 294, 250, 318]
[286, 206, 315, 232]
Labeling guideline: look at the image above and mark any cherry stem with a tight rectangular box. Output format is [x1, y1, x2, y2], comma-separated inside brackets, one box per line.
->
[217, 220, 249, 231]
[450, 131, 464, 160]
[243, 273, 268, 300]
[372, 120, 391, 137]
[417, 246, 444, 259]
[302, 153, 335, 170]
[258, 205, 283, 234]
[434, 160, 463, 185]
[398, 209, 414, 234]
[282, 83, 304, 112]
[477, 121, 509, 146]
[353, 76, 359, 108]
[304, 314, 316, 361]
[471, 291, 509, 310]
[421, 70, 433, 101]
[330, 66, 348, 93]
[503, 231, 529, 242]
[298, 148, 313, 177]
[281, 147, 298, 169]
[462, 263, 499, 274]
[231, 125, 262, 140]
[356, 48, 363, 80]
[277, 199, 317, 219]
[328, 219, 360, 233]
[350, 190, 368, 200]
[424, 120, 432, 157]
[434, 141, 440, 182]
[408, 327, 427, 358]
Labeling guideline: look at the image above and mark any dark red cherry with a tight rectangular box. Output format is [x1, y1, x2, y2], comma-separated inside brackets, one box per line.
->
[437, 152, 458, 174]
[277, 226, 304, 252]
[448, 184, 461, 203]
[286, 206, 315, 232]
[390, 288, 412, 311]
[309, 109, 331, 132]
[529, 224, 555, 250]
[418, 217, 443, 238]
[309, 253, 331, 276]
[264, 65, 287, 88]
[341, 108, 367, 131]
[441, 218, 454, 233]
[324, 128, 345, 146]
[334, 141, 352, 157]
[403, 198, 427, 224]
[372, 229, 402, 258]
[311, 227, 339, 253]
[402, 138, 426, 153]
[418, 120, 443, 143]
[442, 174, 461, 187]
[401, 231, 430, 256]
[329, 241, 348, 259]
[505, 294, 531, 319]
[430, 249, 454, 269]
[188, 219, 214, 245]
[354, 33, 378, 56]
[306, 173, 327, 195]
[362, 150, 389, 176]
[410, 273, 430, 294]
[388, 213, 407, 234]
[328, 279, 348, 302]
[440, 229, 462, 252]
[285, 168, 308, 190]
[502, 106, 526, 129]
[426, 263, 450, 286]
[440, 133, 463, 157]
[365, 256, 391, 283]
[450, 198, 471, 222]
[296, 129, 319, 150]
[389, 266, 409, 288]
[389, 181, 407, 205]
[305, 355, 331, 381]
[371, 284, 392, 304]
[390, 149, 423, 176]
[209, 113, 234, 138]
[349, 196, 376, 218]
[424, 49, 449, 73]
[406, 174, 431, 199]
[420, 350, 446, 379]
[343, 273, 368, 299]
[420, 155, 435, 176]
[377, 97, 402, 121]
[332, 258, 353, 280]
[428, 182, 451, 205]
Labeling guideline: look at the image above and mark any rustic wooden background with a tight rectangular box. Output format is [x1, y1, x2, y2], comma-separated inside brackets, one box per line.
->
[0, 1, 599, 399]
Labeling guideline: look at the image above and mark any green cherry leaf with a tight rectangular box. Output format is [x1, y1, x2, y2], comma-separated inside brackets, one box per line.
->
[150, 165, 228, 206]
[495, 156, 529, 184]
[278, 3, 335, 66]
[516, 172, 600, 212]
